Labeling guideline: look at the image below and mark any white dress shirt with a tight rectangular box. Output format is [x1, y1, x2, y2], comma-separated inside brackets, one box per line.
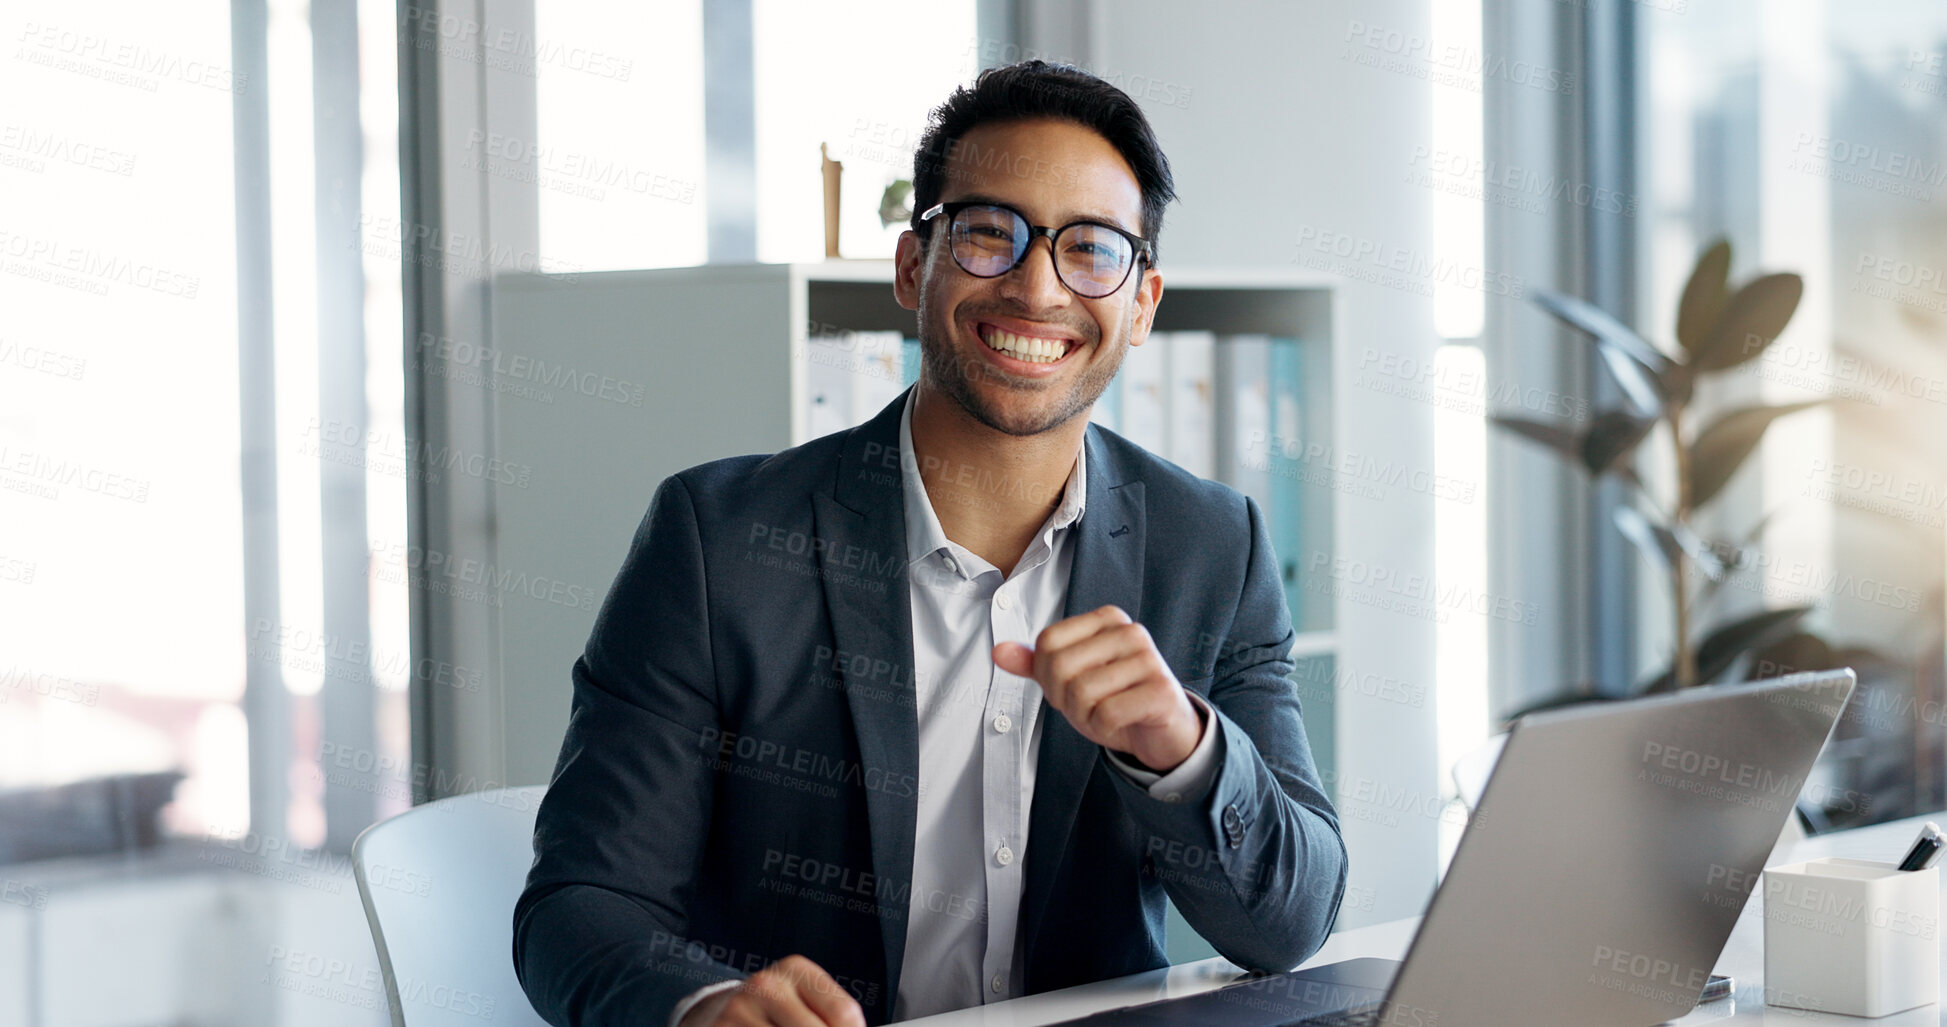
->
[670, 390, 1224, 1026]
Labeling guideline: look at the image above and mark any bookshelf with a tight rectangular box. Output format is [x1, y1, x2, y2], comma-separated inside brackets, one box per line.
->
[488, 260, 1339, 784]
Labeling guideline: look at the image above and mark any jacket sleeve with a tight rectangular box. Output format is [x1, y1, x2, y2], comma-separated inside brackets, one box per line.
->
[513, 474, 749, 1025]
[1106, 494, 1348, 972]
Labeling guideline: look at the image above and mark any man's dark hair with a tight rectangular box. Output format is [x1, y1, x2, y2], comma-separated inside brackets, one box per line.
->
[910, 59, 1177, 266]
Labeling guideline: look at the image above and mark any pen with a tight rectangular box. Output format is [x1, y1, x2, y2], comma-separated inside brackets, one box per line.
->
[1896, 821, 1943, 871]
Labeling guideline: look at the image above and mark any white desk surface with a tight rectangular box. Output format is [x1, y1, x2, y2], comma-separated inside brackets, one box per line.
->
[896, 812, 1947, 1026]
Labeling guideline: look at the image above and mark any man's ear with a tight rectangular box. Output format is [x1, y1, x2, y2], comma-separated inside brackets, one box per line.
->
[1127, 266, 1164, 347]
[893, 230, 925, 311]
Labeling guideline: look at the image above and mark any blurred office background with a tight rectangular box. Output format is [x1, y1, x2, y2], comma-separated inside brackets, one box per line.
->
[2, 0, 1944, 1023]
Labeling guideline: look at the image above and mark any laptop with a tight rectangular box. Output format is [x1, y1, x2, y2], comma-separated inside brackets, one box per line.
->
[1052, 669, 1857, 1027]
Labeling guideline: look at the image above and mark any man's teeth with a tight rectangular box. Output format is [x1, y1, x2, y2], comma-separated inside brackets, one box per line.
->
[983, 327, 1069, 363]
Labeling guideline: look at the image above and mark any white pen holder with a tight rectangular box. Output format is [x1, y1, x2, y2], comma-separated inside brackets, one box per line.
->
[1763, 857, 1939, 1018]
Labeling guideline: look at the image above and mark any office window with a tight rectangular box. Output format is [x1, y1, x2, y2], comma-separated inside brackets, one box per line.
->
[533, 1, 707, 271]
[1637, 1, 1947, 825]
[0, 0, 408, 874]
[1, 3, 250, 835]
[1431, 0, 1491, 873]
[4, 0, 406, 1022]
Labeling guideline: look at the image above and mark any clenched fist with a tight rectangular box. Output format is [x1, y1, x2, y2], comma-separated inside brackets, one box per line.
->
[993, 604, 1202, 773]
[681, 954, 866, 1027]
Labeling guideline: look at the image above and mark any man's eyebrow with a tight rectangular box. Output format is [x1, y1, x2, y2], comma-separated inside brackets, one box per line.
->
[951, 193, 1138, 235]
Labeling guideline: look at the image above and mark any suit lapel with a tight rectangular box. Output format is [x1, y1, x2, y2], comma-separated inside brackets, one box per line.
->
[1021, 426, 1146, 970]
[815, 390, 918, 1022]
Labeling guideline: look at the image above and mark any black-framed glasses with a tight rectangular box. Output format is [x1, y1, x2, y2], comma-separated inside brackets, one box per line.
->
[919, 200, 1153, 299]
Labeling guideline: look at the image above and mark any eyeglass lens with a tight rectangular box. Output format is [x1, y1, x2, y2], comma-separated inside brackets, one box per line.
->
[948, 204, 1134, 297]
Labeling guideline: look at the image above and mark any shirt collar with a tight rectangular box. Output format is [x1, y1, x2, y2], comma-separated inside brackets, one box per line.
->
[898, 387, 1087, 567]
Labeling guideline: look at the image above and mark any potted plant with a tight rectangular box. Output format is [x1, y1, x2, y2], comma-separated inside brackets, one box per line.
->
[1497, 238, 1822, 697]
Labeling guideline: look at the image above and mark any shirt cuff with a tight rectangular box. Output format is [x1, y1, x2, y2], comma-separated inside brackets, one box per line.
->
[1103, 691, 1224, 805]
[668, 979, 743, 1027]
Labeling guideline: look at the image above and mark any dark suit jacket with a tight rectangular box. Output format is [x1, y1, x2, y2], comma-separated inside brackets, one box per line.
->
[514, 387, 1347, 1026]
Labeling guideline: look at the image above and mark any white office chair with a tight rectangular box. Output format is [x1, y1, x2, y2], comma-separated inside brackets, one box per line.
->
[352, 785, 552, 1027]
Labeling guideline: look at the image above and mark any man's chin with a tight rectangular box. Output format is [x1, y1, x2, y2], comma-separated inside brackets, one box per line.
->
[964, 395, 1086, 438]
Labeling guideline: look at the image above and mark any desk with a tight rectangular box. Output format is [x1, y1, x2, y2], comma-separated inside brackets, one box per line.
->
[896, 812, 1947, 1026]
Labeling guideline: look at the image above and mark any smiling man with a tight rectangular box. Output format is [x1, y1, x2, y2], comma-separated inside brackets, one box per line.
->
[514, 60, 1347, 1027]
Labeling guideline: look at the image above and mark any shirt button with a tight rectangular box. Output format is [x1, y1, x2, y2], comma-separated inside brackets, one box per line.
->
[995, 591, 1013, 611]
[991, 973, 1006, 993]
[992, 713, 1012, 733]
[943, 556, 958, 574]
[995, 844, 1014, 867]
[1163, 792, 1182, 804]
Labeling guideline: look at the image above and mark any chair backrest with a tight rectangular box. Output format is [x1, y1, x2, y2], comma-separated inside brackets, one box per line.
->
[352, 786, 551, 1027]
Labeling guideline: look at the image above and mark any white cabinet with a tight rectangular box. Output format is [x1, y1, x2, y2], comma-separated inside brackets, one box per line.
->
[4, 848, 386, 1027]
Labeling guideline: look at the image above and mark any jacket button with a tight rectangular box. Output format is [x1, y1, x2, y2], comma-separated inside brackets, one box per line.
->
[1222, 804, 1244, 847]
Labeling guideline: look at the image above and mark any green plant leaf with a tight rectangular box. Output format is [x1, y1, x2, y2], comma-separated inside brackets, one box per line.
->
[1612, 504, 1678, 575]
[1744, 631, 1836, 679]
[1613, 505, 1726, 581]
[877, 179, 915, 229]
[1671, 519, 1728, 581]
[1688, 401, 1824, 509]
[1697, 507, 1783, 610]
[1504, 688, 1611, 722]
[1490, 416, 1580, 460]
[1579, 410, 1655, 474]
[1676, 239, 1732, 355]
[1532, 289, 1672, 375]
[1638, 605, 1813, 694]
[1612, 463, 1671, 518]
[1659, 360, 1696, 409]
[1695, 273, 1803, 370]
[1694, 605, 1813, 687]
[1594, 339, 1666, 418]
[1493, 410, 1654, 477]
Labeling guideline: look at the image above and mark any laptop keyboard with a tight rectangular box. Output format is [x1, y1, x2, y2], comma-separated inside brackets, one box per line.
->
[1287, 1005, 1384, 1027]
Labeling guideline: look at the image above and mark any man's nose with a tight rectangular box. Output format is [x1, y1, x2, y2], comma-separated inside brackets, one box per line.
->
[995, 234, 1072, 309]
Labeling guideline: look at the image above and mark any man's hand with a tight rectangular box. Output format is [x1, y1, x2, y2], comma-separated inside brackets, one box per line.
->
[993, 604, 1202, 773]
[681, 954, 866, 1027]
